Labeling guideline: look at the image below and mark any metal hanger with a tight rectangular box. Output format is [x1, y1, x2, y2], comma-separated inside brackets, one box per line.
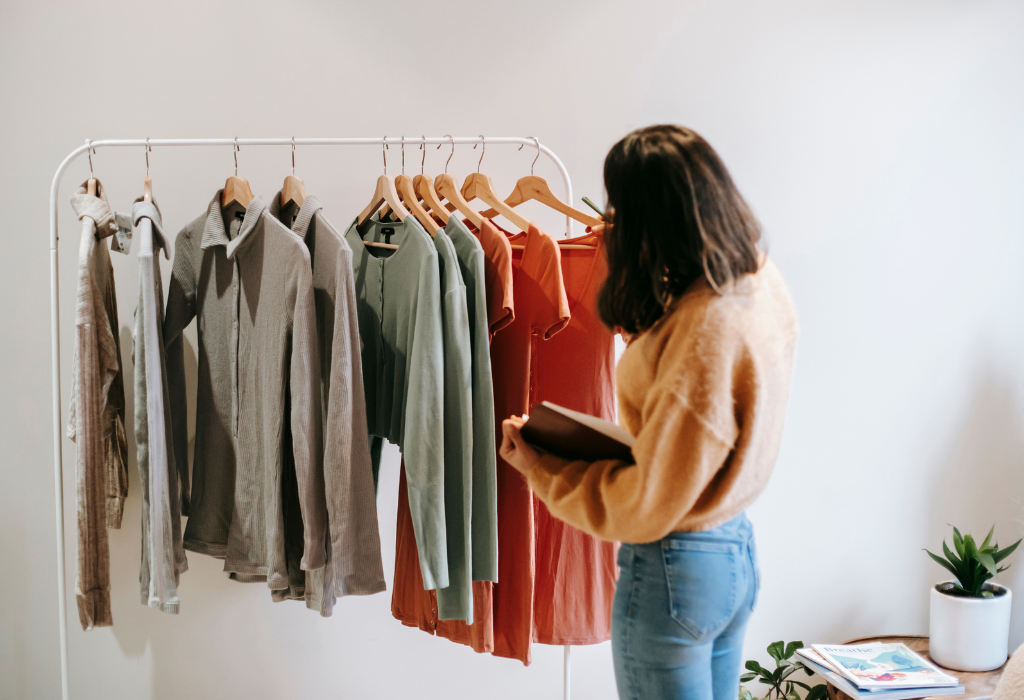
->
[413, 135, 450, 226]
[143, 138, 153, 203]
[86, 139, 97, 196]
[391, 135, 439, 235]
[280, 136, 308, 210]
[222, 137, 254, 208]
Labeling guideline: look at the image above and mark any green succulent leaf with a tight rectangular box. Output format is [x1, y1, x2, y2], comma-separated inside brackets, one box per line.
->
[981, 525, 995, 551]
[994, 538, 1022, 564]
[953, 527, 965, 557]
[942, 540, 962, 567]
[926, 549, 960, 578]
[977, 552, 998, 576]
[964, 534, 978, 560]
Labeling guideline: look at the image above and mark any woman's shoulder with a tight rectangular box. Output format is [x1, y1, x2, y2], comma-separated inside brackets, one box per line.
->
[650, 255, 798, 357]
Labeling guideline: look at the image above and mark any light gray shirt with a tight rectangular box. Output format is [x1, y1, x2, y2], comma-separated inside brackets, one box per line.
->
[344, 216, 448, 591]
[164, 192, 326, 589]
[132, 199, 188, 614]
[445, 216, 499, 584]
[267, 193, 386, 616]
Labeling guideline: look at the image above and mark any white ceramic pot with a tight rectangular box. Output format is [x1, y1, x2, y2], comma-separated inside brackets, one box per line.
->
[929, 581, 1012, 672]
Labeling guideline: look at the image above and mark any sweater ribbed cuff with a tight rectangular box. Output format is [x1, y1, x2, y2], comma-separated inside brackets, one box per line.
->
[106, 496, 124, 529]
[77, 589, 112, 630]
[141, 593, 180, 615]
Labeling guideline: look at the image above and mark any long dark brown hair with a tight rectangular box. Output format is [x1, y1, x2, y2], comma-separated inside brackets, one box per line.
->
[597, 125, 762, 336]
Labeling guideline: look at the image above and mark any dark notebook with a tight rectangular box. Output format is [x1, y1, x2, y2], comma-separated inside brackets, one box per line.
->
[520, 401, 635, 464]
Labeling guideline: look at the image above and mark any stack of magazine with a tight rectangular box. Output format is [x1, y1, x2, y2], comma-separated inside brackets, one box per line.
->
[797, 643, 965, 699]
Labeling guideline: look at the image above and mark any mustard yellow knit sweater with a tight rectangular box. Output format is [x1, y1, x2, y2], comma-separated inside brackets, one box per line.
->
[527, 257, 798, 543]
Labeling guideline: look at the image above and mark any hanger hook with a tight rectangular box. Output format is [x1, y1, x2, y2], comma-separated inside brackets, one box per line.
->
[474, 135, 485, 173]
[145, 137, 151, 176]
[291, 136, 296, 176]
[382, 136, 388, 176]
[437, 134, 454, 174]
[233, 137, 239, 177]
[420, 135, 426, 175]
[530, 137, 541, 175]
[86, 139, 95, 178]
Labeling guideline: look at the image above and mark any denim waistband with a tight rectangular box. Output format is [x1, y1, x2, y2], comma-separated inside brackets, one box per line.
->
[626, 513, 753, 549]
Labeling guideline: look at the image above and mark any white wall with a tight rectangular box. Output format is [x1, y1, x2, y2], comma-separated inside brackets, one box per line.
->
[2, 1, 1024, 698]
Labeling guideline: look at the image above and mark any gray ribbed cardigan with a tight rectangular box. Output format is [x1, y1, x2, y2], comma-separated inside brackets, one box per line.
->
[344, 216, 448, 591]
[267, 193, 386, 616]
[164, 192, 326, 589]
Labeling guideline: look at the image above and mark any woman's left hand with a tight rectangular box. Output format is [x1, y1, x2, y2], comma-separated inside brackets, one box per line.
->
[500, 415, 540, 477]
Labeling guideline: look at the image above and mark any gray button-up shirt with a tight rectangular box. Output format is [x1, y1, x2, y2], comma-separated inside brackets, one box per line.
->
[164, 192, 327, 589]
[267, 193, 386, 615]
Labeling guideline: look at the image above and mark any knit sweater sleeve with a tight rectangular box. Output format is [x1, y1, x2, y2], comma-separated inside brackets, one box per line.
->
[527, 306, 743, 544]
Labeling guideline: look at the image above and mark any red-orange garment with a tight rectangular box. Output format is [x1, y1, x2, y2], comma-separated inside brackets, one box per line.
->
[532, 232, 619, 646]
[391, 219, 515, 654]
[390, 222, 569, 666]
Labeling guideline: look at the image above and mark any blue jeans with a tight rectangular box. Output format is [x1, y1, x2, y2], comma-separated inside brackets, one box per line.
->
[612, 514, 760, 700]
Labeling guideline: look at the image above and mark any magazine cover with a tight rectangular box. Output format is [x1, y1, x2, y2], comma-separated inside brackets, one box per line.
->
[812, 643, 959, 690]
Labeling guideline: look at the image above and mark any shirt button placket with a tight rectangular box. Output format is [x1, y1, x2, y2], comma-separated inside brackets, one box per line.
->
[232, 267, 240, 438]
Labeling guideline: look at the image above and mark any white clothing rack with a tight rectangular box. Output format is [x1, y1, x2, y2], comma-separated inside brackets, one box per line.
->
[48, 136, 580, 700]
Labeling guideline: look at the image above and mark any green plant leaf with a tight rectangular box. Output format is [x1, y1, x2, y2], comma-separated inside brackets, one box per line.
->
[786, 691, 800, 700]
[784, 641, 803, 660]
[977, 552, 998, 576]
[994, 538, 1022, 564]
[745, 660, 763, 672]
[926, 549, 960, 578]
[942, 540, 962, 566]
[964, 534, 978, 560]
[793, 681, 812, 690]
[738, 688, 754, 700]
[981, 525, 995, 551]
[805, 686, 830, 700]
[741, 672, 758, 682]
[953, 527, 965, 557]
[767, 641, 785, 661]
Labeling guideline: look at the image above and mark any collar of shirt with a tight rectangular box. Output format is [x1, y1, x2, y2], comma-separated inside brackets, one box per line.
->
[268, 191, 322, 239]
[132, 198, 169, 259]
[200, 190, 266, 259]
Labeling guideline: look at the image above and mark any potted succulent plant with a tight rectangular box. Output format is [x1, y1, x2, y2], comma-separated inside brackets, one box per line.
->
[926, 525, 1020, 672]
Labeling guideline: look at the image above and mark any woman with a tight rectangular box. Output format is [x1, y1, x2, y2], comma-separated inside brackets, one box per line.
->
[500, 125, 799, 700]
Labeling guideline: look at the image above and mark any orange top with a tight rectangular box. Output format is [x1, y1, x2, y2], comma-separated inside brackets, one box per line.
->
[531, 231, 618, 646]
[474, 218, 515, 337]
[391, 222, 569, 665]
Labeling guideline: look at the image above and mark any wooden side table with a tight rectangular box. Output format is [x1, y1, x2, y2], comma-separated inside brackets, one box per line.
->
[827, 635, 1006, 700]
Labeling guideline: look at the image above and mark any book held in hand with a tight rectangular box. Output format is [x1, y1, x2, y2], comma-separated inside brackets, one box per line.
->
[519, 401, 635, 463]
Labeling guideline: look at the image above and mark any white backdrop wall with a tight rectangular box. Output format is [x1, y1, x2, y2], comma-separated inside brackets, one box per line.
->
[2, 1, 1024, 698]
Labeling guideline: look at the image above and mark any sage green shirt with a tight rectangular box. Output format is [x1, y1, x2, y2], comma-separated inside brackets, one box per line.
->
[344, 216, 448, 590]
[432, 226, 474, 622]
[445, 217, 499, 584]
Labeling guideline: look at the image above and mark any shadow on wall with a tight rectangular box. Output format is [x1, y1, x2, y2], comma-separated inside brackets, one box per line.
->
[926, 352, 1024, 650]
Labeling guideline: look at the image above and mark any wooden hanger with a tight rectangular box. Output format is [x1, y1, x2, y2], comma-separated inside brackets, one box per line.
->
[143, 139, 153, 202]
[479, 139, 602, 228]
[280, 138, 307, 209]
[460, 136, 530, 232]
[222, 138, 254, 209]
[413, 137, 449, 225]
[431, 136, 482, 228]
[389, 137, 439, 235]
[356, 139, 408, 250]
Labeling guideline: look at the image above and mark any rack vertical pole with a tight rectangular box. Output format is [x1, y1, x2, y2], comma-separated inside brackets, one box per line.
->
[563, 644, 571, 700]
